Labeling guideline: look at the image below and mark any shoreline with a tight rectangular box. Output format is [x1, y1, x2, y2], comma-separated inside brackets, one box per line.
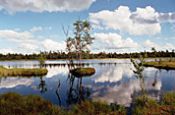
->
[144, 61, 175, 70]
[0, 66, 48, 77]
[0, 57, 173, 61]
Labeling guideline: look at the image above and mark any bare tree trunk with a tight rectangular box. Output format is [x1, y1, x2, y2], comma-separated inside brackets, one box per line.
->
[79, 50, 82, 68]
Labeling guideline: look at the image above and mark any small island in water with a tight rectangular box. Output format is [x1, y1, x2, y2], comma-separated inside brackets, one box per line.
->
[0, 66, 48, 77]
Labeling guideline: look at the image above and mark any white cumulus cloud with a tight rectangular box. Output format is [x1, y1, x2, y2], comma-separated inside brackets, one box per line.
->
[41, 39, 66, 51]
[89, 6, 161, 35]
[0, 0, 96, 13]
[144, 40, 175, 51]
[0, 28, 66, 54]
[92, 33, 139, 51]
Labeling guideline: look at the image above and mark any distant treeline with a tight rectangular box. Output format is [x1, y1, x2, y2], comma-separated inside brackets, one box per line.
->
[0, 50, 174, 60]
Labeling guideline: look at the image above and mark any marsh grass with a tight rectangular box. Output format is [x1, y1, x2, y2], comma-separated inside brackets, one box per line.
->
[0, 66, 48, 77]
[0, 93, 126, 115]
[67, 101, 126, 115]
[0, 93, 60, 115]
[144, 61, 175, 69]
[132, 93, 175, 115]
[161, 92, 175, 106]
[1, 92, 175, 115]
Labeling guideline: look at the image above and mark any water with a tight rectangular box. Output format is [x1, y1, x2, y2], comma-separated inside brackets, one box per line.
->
[0, 59, 175, 107]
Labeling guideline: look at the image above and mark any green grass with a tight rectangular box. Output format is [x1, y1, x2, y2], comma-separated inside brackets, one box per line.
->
[70, 67, 95, 77]
[132, 93, 175, 115]
[132, 95, 160, 115]
[144, 61, 175, 69]
[0, 93, 126, 115]
[67, 101, 126, 115]
[0, 66, 48, 77]
[161, 92, 175, 106]
[0, 93, 60, 115]
[1, 92, 175, 115]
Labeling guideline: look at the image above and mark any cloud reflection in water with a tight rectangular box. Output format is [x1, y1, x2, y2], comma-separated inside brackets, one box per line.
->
[91, 65, 162, 106]
[0, 77, 33, 89]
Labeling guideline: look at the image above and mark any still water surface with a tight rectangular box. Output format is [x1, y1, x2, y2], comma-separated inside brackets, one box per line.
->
[0, 59, 175, 107]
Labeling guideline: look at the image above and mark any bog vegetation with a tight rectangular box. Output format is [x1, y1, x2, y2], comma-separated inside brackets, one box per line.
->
[0, 66, 48, 77]
[144, 61, 175, 69]
[1, 92, 175, 115]
[70, 67, 95, 77]
[132, 92, 175, 115]
[0, 93, 126, 115]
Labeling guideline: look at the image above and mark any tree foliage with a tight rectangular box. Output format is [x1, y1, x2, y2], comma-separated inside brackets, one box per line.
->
[66, 20, 94, 63]
[0, 50, 174, 60]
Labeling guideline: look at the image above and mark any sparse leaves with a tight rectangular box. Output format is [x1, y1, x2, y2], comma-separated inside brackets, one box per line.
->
[130, 55, 145, 79]
[130, 54, 145, 93]
[65, 20, 95, 65]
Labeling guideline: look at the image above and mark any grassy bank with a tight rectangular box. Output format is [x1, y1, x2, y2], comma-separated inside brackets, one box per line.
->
[0, 66, 48, 77]
[0, 92, 175, 115]
[144, 61, 175, 69]
[132, 92, 175, 115]
[0, 93, 60, 115]
[0, 93, 126, 115]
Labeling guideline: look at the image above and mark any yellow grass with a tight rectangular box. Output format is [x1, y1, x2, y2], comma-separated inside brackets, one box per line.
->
[0, 66, 48, 77]
[144, 61, 175, 69]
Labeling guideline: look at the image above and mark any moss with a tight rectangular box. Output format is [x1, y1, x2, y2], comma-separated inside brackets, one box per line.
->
[143, 61, 175, 69]
[70, 67, 95, 77]
[0, 66, 48, 77]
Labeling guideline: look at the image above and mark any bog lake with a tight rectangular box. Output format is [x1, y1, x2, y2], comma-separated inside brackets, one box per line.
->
[0, 59, 175, 107]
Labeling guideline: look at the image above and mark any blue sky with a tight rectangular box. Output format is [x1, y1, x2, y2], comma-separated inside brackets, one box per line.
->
[0, 0, 174, 54]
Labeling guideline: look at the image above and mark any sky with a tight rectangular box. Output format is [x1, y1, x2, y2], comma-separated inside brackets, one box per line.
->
[0, 0, 175, 54]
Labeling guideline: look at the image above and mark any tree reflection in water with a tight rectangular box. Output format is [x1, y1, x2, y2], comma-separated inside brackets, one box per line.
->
[56, 80, 61, 106]
[38, 76, 47, 94]
[131, 55, 163, 101]
[66, 72, 91, 105]
[152, 71, 158, 87]
[131, 55, 145, 94]
[55, 71, 91, 107]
